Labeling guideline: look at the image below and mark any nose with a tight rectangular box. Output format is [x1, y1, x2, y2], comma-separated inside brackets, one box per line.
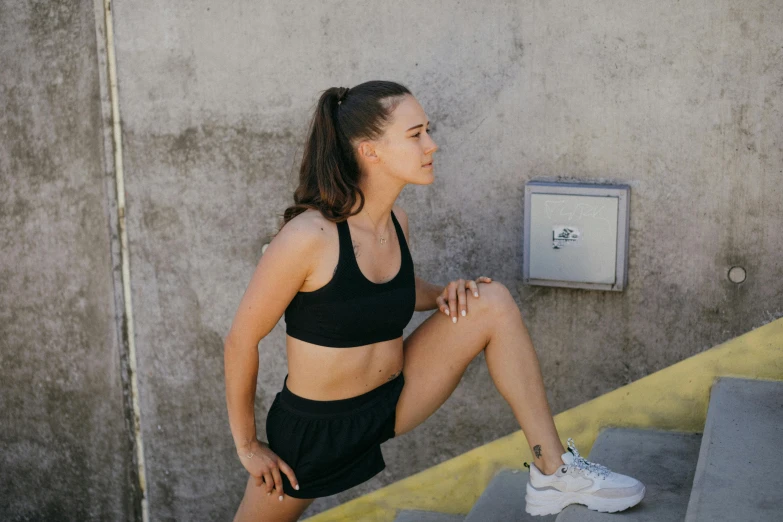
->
[424, 133, 438, 154]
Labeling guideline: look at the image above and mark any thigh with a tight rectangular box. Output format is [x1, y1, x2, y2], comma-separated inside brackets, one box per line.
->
[233, 474, 315, 522]
[393, 281, 512, 437]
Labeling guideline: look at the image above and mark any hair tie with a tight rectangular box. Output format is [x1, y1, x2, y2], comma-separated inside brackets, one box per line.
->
[337, 87, 350, 105]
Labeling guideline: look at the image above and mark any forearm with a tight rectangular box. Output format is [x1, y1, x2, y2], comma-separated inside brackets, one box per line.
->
[414, 276, 444, 311]
[224, 339, 260, 451]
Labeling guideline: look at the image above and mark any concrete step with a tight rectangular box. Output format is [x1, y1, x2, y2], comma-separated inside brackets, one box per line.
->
[464, 468, 557, 522]
[685, 377, 783, 522]
[392, 509, 464, 522]
[556, 428, 702, 521]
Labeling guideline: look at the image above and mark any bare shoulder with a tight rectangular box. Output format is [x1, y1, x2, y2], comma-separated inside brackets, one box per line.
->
[267, 208, 334, 277]
[392, 204, 409, 242]
[276, 208, 332, 249]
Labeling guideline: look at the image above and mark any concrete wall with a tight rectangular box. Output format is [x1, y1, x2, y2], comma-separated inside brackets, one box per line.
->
[0, 1, 138, 521]
[2, 0, 781, 520]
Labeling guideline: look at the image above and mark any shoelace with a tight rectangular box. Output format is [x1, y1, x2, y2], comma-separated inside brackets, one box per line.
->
[565, 438, 611, 479]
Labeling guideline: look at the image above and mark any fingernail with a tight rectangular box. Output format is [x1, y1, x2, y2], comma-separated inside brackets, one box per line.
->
[295, 484, 299, 490]
[474, 292, 478, 297]
[443, 308, 449, 316]
[267, 492, 271, 496]
[461, 310, 466, 316]
[279, 495, 283, 501]
[452, 316, 456, 323]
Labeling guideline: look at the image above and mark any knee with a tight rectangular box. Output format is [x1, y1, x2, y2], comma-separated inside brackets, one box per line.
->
[473, 280, 516, 317]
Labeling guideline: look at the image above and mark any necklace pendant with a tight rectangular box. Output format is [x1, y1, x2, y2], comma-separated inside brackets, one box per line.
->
[379, 236, 387, 245]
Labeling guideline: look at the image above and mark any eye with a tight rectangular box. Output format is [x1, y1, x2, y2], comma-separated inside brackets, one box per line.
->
[412, 127, 433, 138]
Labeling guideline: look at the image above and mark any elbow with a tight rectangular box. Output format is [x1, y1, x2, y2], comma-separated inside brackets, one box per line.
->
[223, 333, 245, 361]
[223, 331, 236, 348]
[223, 332, 236, 353]
[223, 332, 262, 359]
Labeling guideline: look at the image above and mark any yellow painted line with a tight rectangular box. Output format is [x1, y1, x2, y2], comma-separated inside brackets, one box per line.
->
[306, 317, 783, 521]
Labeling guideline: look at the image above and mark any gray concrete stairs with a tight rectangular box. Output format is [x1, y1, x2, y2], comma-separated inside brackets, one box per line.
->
[557, 428, 702, 521]
[392, 377, 781, 522]
[684, 377, 783, 522]
[392, 510, 465, 522]
[464, 469, 557, 522]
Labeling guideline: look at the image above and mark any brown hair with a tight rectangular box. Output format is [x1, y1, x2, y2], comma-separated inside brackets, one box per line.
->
[278, 80, 412, 232]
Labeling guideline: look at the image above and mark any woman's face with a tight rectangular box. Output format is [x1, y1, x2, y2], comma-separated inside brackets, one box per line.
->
[361, 94, 438, 185]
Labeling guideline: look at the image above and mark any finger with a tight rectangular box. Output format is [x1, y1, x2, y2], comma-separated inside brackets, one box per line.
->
[271, 467, 285, 501]
[457, 279, 467, 317]
[263, 472, 274, 494]
[480, 276, 492, 282]
[439, 288, 450, 316]
[436, 295, 449, 317]
[468, 279, 479, 298]
[277, 458, 300, 493]
[253, 473, 264, 488]
[448, 282, 458, 323]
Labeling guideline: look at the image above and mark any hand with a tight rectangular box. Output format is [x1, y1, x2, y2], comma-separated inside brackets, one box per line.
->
[237, 439, 299, 501]
[436, 276, 493, 323]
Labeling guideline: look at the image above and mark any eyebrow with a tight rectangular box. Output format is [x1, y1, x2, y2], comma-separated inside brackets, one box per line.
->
[406, 121, 431, 132]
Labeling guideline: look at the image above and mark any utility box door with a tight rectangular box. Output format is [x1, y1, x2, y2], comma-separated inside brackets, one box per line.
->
[523, 181, 630, 291]
[528, 194, 618, 284]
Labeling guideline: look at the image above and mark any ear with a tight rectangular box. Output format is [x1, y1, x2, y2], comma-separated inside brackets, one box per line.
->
[356, 140, 380, 164]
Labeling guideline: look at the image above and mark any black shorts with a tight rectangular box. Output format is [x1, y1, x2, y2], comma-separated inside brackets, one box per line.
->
[265, 372, 405, 499]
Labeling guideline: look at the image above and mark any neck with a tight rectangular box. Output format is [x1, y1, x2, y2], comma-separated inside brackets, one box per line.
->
[350, 176, 403, 235]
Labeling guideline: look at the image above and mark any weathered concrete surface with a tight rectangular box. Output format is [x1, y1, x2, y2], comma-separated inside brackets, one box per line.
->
[107, 0, 783, 519]
[393, 510, 465, 522]
[465, 469, 557, 522]
[685, 378, 783, 522]
[558, 428, 702, 521]
[0, 1, 136, 521]
[2, 0, 780, 520]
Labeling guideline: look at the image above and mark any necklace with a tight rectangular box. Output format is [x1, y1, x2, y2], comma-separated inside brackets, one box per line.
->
[364, 208, 388, 245]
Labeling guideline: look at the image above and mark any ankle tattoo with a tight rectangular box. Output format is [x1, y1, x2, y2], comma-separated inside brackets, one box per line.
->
[533, 445, 542, 458]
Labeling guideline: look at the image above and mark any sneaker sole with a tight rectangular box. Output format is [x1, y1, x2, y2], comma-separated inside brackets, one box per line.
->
[524, 482, 646, 516]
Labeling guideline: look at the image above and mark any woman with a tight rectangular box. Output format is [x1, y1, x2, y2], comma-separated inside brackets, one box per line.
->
[224, 81, 644, 521]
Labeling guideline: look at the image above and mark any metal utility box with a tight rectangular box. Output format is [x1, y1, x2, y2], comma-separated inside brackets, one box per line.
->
[523, 181, 630, 291]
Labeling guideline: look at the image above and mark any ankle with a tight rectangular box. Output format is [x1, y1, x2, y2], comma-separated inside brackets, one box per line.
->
[538, 457, 565, 476]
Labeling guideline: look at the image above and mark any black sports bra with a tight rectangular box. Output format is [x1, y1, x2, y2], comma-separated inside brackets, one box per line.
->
[284, 210, 416, 348]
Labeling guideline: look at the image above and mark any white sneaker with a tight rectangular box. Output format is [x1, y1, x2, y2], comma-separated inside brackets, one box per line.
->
[524, 438, 646, 516]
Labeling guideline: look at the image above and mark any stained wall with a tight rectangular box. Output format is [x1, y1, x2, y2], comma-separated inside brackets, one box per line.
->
[2, 1, 781, 520]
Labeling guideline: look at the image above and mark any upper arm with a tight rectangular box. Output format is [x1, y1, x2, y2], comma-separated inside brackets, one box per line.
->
[224, 212, 322, 348]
